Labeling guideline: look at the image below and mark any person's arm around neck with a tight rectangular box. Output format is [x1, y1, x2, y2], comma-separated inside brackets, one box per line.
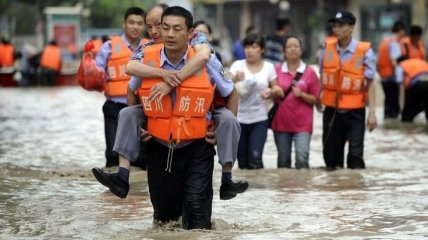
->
[125, 44, 211, 87]
[178, 44, 211, 79]
[126, 60, 163, 79]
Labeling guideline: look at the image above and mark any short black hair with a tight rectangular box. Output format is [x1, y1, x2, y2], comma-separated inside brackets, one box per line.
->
[144, 4, 169, 23]
[193, 20, 212, 34]
[391, 21, 405, 33]
[1, 36, 10, 44]
[162, 6, 193, 30]
[124, 6, 145, 21]
[242, 33, 265, 49]
[410, 25, 423, 36]
[276, 18, 290, 31]
[283, 35, 303, 49]
[101, 35, 110, 43]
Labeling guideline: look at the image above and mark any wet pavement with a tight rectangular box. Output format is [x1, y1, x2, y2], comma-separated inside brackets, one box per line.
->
[0, 86, 427, 239]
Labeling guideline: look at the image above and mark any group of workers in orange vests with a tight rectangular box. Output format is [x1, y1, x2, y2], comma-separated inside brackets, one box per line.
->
[377, 22, 428, 122]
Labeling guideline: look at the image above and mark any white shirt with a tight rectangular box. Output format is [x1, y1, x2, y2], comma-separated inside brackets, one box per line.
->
[229, 59, 277, 124]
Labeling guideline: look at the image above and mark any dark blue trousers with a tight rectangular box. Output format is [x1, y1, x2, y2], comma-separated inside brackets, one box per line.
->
[381, 78, 400, 119]
[146, 139, 215, 229]
[322, 107, 366, 169]
[102, 100, 127, 167]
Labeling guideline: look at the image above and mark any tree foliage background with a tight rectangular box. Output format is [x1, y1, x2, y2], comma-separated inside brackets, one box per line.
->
[0, 0, 156, 35]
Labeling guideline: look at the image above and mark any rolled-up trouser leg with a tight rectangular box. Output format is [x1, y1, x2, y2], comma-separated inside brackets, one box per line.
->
[113, 104, 146, 163]
[212, 107, 241, 166]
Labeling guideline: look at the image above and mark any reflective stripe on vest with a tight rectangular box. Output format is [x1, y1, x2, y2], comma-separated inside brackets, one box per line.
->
[377, 37, 395, 78]
[400, 58, 428, 88]
[40, 45, 61, 71]
[321, 38, 370, 109]
[137, 45, 215, 143]
[105, 36, 132, 97]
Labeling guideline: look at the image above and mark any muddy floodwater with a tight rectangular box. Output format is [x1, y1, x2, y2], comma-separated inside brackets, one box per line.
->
[1, 87, 427, 239]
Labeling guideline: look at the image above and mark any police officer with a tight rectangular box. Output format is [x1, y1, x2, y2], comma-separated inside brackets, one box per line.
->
[135, 6, 237, 229]
[319, 10, 377, 170]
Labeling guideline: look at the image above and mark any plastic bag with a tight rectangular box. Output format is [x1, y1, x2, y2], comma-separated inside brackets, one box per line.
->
[77, 40, 106, 92]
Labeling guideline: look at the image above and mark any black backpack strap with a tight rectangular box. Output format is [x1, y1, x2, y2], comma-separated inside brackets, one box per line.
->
[281, 67, 306, 100]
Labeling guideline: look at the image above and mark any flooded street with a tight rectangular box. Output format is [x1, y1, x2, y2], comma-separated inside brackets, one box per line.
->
[1, 87, 428, 239]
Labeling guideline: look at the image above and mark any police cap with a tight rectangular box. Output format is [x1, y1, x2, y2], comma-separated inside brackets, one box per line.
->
[328, 11, 356, 25]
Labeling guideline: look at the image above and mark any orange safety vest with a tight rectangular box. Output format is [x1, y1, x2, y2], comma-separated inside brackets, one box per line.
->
[105, 36, 132, 97]
[377, 37, 395, 78]
[0, 44, 3, 66]
[321, 38, 371, 109]
[134, 42, 225, 109]
[137, 45, 215, 143]
[0, 44, 14, 67]
[141, 38, 151, 46]
[401, 36, 425, 60]
[40, 44, 61, 71]
[399, 58, 428, 88]
[325, 36, 337, 43]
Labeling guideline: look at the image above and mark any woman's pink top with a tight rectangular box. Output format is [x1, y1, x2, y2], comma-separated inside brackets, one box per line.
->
[271, 61, 320, 133]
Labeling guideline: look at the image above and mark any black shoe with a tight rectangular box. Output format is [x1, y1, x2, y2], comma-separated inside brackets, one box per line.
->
[220, 180, 249, 200]
[92, 167, 129, 198]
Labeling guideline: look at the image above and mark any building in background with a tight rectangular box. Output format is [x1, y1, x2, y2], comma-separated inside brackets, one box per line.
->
[190, 0, 427, 63]
[43, 3, 90, 83]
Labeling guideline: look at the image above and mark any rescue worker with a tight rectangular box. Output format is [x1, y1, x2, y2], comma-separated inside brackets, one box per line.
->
[94, 7, 145, 168]
[401, 25, 425, 60]
[396, 57, 428, 122]
[137, 6, 236, 229]
[377, 21, 406, 119]
[319, 10, 377, 170]
[0, 37, 15, 68]
[92, 4, 247, 201]
[39, 40, 61, 86]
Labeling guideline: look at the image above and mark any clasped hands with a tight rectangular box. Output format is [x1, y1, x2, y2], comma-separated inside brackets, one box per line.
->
[147, 69, 182, 102]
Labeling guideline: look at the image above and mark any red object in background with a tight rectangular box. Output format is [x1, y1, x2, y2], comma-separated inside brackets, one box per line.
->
[0, 73, 17, 87]
[56, 74, 77, 86]
[53, 25, 76, 48]
[84, 40, 95, 53]
[76, 53, 106, 92]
